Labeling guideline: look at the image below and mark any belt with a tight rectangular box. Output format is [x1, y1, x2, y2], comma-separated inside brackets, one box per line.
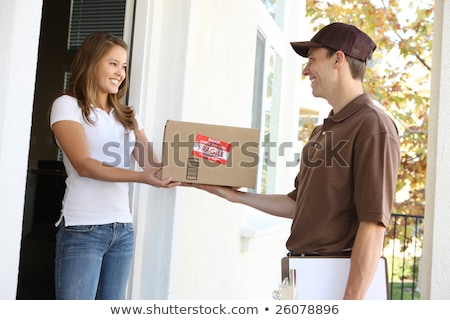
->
[287, 249, 352, 257]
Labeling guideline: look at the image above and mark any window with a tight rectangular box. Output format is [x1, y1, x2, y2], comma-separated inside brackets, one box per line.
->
[298, 107, 319, 140]
[260, 0, 286, 30]
[58, 0, 127, 161]
[252, 31, 283, 194]
[65, 0, 128, 85]
[68, 0, 127, 50]
[64, 0, 128, 87]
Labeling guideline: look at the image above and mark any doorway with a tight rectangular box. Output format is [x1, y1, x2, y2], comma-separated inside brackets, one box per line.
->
[17, 0, 128, 299]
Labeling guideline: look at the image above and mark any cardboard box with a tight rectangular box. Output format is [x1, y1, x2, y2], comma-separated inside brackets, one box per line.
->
[161, 120, 260, 188]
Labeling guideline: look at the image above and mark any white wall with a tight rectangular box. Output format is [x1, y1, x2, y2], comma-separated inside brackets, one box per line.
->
[126, 0, 191, 299]
[0, 0, 43, 299]
[421, 0, 450, 300]
[127, 0, 303, 299]
[169, 0, 293, 299]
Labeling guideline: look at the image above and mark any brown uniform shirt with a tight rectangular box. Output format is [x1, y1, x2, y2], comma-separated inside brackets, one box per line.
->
[286, 93, 400, 254]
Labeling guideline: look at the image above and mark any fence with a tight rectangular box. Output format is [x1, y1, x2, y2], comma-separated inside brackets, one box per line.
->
[382, 213, 424, 300]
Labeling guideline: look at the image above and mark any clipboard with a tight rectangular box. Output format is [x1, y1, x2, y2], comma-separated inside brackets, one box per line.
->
[275, 256, 389, 300]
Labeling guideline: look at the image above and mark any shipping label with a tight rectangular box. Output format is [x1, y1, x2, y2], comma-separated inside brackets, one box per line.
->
[192, 134, 231, 165]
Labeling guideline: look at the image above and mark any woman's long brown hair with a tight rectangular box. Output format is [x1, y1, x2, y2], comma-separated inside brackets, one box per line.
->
[66, 32, 137, 131]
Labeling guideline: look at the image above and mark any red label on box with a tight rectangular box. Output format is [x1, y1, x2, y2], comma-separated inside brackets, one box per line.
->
[192, 134, 231, 165]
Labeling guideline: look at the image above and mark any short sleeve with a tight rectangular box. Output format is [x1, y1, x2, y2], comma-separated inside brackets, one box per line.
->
[353, 130, 400, 227]
[134, 111, 144, 131]
[50, 95, 83, 128]
[286, 173, 300, 201]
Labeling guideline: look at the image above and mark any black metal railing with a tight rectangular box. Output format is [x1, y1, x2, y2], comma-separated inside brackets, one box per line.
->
[383, 213, 424, 300]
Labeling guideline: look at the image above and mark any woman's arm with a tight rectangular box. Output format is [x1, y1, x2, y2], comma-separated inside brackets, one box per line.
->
[133, 128, 180, 187]
[52, 120, 179, 187]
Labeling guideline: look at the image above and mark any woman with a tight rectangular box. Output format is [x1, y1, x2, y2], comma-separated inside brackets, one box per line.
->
[49, 32, 179, 299]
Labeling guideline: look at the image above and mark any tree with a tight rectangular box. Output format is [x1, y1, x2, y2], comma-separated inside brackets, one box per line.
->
[297, 0, 434, 251]
[302, 0, 433, 218]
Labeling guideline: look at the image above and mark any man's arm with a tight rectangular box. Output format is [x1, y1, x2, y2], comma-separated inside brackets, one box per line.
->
[343, 221, 386, 299]
[193, 184, 296, 219]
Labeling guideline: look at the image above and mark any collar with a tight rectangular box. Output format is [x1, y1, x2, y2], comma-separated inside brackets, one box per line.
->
[323, 93, 371, 130]
[91, 103, 115, 115]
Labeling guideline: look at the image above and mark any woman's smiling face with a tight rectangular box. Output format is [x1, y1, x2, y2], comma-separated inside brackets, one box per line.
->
[95, 45, 128, 100]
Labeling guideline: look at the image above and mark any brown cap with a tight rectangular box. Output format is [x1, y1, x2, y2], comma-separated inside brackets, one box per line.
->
[291, 22, 376, 62]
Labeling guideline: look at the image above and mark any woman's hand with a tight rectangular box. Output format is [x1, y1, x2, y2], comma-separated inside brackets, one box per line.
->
[140, 165, 181, 188]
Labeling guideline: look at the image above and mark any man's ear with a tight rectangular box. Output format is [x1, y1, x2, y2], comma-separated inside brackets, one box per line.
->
[334, 50, 346, 68]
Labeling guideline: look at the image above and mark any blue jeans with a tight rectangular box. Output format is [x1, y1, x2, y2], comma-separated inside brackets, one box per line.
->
[55, 221, 135, 300]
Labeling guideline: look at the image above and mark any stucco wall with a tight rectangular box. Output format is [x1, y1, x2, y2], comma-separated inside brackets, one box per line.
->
[421, 0, 450, 300]
[127, 0, 300, 299]
[169, 0, 294, 299]
[0, 0, 43, 299]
